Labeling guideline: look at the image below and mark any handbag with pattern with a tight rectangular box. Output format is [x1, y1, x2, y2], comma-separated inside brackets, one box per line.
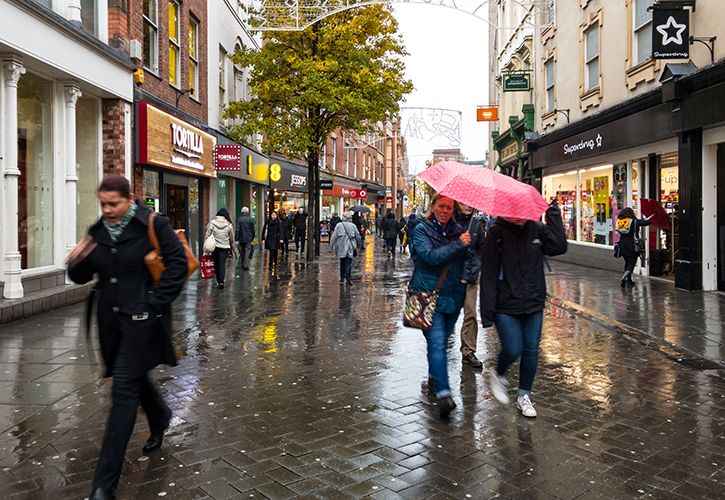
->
[403, 262, 452, 331]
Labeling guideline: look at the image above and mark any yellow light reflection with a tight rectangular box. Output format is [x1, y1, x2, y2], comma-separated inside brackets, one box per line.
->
[253, 316, 279, 354]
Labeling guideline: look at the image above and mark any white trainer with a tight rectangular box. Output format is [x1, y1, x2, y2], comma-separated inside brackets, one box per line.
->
[517, 394, 537, 418]
[488, 368, 510, 405]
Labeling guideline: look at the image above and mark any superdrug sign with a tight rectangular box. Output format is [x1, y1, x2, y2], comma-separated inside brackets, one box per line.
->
[652, 7, 689, 59]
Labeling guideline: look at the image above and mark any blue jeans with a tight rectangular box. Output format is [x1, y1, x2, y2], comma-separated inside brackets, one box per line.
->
[339, 257, 352, 282]
[424, 310, 460, 398]
[494, 311, 544, 395]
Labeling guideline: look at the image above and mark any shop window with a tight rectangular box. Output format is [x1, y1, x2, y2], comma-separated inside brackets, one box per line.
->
[143, 0, 159, 73]
[542, 171, 578, 241]
[168, 0, 181, 87]
[188, 16, 199, 100]
[579, 165, 613, 245]
[633, 0, 653, 66]
[217, 177, 228, 210]
[76, 97, 100, 239]
[189, 178, 200, 255]
[584, 24, 599, 91]
[18, 72, 54, 269]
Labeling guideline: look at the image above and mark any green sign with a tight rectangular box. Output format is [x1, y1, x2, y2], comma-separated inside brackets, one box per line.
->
[503, 74, 531, 92]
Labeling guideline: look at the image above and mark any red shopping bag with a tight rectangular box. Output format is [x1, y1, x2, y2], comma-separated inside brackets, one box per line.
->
[200, 255, 215, 279]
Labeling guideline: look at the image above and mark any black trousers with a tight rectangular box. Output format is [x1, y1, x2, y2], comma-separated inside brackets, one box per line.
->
[212, 248, 230, 284]
[385, 237, 397, 255]
[92, 349, 170, 492]
[281, 239, 290, 255]
[339, 257, 352, 282]
[295, 232, 306, 253]
[238, 243, 250, 269]
[267, 249, 278, 266]
[622, 254, 638, 281]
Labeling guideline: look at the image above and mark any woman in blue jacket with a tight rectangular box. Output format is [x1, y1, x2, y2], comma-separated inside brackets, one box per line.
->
[410, 194, 471, 417]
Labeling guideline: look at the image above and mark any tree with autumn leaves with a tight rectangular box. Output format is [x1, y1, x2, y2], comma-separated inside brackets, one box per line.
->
[225, 5, 413, 259]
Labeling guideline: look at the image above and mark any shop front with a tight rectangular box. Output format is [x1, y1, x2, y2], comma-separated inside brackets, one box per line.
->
[321, 182, 368, 217]
[136, 101, 216, 256]
[269, 157, 309, 215]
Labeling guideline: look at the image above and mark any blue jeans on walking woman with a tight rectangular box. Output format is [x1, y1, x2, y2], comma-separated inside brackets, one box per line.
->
[424, 311, 460, 399]
[494, 311, 544, 395]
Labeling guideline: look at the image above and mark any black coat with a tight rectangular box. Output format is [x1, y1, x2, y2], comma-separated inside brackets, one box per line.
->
[263, 218, 283, 250]
[68, 204, 188, 379]
[480, 204, 567, 323]
[235, 215, 255, 244]
[382, 214, 400, 240]
[618, 218, 651, 257]
[280, 216, 293, 240]
[454, 211, 485, 283]
[292, 213, 308, 233]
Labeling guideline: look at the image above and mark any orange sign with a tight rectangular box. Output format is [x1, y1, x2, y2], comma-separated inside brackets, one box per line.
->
[476, 107, 498, 122]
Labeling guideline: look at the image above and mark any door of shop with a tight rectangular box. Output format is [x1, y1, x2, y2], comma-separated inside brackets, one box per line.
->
[717, 145, 725, 291]
[165, 184, 188, 232]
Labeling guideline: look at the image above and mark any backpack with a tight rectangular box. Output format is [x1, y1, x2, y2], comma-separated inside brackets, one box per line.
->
[617, 217, 634, 235]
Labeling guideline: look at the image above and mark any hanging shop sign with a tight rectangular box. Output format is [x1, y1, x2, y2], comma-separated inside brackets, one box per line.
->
[476, 106, 499, 122]
[652, 8, 689, 59]
[137, 101, 216, 177]
[213, 144, 242, 171]
[503, 73, 531, 92]
[319, 180, 334, 190]
[211, 142, 269, 183]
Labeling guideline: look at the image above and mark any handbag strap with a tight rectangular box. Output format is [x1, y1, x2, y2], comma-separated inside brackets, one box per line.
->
[147, 211, 161, 252]
[434, 262, 453, 293]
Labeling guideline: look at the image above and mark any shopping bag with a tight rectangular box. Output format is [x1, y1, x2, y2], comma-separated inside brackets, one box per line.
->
[200, 255, 215, 279]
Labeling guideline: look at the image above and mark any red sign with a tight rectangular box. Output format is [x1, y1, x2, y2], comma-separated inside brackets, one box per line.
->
[213, 144, 242, 171]
[386, 197, 393, 203]
[477, 106, 499, 122]
[349, 189, 367, 198]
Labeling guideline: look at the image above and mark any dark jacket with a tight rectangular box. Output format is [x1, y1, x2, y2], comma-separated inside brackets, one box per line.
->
[406, 214, 418, 237]
[398, 217, 407, 240]
[292, 212, 308, 233]
[382, 213, 400, 240]
[480, 203, 568, 324]
[262, 218, 283, 250]
[617, 217, 651, 257]
[68, 204, 188, 379]
[235, 214, 255, 244]
[454, 211, 485, 283]
[280, 215, 293, 240]
[410, 217, 470, 314]
[330, 215, 342, 232]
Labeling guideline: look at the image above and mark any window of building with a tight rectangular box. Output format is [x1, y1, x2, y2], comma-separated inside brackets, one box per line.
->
[168, 0, 180, 87]
[188, 16, 199, 99]
[353, 149, 358, 178]
[545, 59, 555, 111]
[219, 46, 227, 119]
[142, 0, 158, 73]
[634, 0, 653, 65]
[544, 0, 555, 26]
[76, 97, 100, 240]
[345, 142, 350, 176]
[331, 138, 337, 170]
[80, 0, 98, 36]
[584, 25, 599, 91]
[321, 144, 327, 169]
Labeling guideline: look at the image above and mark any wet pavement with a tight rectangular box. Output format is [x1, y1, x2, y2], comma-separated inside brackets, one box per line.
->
[546, 261, 725, 366]
[0, 239, 724, 499]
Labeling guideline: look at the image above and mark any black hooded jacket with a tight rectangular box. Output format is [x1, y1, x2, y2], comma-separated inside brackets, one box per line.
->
[480, 203, 567, 324]
[381, 213, 400, 239]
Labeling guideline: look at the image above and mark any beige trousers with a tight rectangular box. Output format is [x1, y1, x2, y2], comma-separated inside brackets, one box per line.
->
[460, 281, 479, 355]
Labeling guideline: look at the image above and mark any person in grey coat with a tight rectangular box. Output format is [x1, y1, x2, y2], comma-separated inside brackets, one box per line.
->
[329, 211, 361, 285]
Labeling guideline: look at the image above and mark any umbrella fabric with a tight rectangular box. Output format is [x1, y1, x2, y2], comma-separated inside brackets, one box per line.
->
[640, 198, 670, 230]
[350, 205, 371, 213]
[418, 161, 549, 221]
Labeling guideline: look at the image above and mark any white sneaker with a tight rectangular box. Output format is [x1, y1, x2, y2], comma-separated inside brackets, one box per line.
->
[488, 368, 509, 405]
[517, 394, 537, 418]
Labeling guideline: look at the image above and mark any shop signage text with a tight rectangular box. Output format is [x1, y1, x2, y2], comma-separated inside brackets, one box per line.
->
[213, 144, 242, 171]
[503, 74, 531, 92]
[477, 106, 499, 121]
[564, 134, 603, 156]
[291, 174, 307, 188]
[349, 189, 367, 198]
[652, 8, 689, 59]
[319, 180, 333, 190]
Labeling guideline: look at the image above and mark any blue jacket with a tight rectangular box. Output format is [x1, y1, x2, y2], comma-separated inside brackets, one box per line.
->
[410, 217, 469, 314]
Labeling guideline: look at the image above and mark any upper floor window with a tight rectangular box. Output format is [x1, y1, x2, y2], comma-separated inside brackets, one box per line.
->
[188, 17, 199, 99]
[353, 150, 358, 178]
[545, 59, 555, 111]
[143, 0, 158, 73]
[321, 144, 327, 169]
[331, 138, 337, 170]
[219, 46, 227, 118]
[544, 0, 555, 26]
[168, 0, 180, 87]
[634, 0, 654, 65]
[584, 25, 599, 91]
[345, 143, 350, 176]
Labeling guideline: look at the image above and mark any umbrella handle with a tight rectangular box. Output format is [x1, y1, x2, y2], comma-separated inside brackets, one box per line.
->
[466, 212, 476, 232]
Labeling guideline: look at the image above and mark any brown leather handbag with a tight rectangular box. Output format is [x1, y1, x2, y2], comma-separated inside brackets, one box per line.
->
[145, 212, 200, 286]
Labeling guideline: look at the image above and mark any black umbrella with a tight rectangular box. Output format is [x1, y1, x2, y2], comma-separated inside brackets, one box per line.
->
[350, 205, 371, 213]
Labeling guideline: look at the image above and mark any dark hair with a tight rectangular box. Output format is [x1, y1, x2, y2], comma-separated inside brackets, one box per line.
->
[217, 208, 232, 223]
[98, 175, 131, 198]
[619, 207, 636, 219]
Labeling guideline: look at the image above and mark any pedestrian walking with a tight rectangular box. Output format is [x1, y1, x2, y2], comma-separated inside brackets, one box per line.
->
[410, 194, 472, 417]
[615, 207, 652, 287]
[455, 203, 486, 369]
[329, 211, 361, 285]
[279, 208, 293, 257]
[480, 201, 567, 418]
[292, 207, 308, 253]
[398, 215, 407, 254]
[67, 175, 188, 500]
[262, 211, 284, 268]
[205, 208, 236, 289]
[330, 212, 342, 233]
[376, 213, 383, 238]
[235, 207, 255, 270]
[382, 210, 400, 258]
[405, 209, 419, 252]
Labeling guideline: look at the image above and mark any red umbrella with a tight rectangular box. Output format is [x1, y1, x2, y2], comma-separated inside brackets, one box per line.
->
[418, 161, 549, 221]
[640, 198, 670, 230]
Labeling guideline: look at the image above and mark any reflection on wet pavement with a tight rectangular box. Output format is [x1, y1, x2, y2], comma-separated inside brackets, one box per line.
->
[0, 239, 723, 499]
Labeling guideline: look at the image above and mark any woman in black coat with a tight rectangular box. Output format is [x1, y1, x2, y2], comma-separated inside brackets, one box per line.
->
[67, 175, 188, 500]
[616, 207, 652, 287]
[262, 211, 284, 268]
[279, 209, 293, 256]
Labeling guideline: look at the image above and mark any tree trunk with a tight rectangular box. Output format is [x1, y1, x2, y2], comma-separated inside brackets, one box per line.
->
[306, 149, 320, 261]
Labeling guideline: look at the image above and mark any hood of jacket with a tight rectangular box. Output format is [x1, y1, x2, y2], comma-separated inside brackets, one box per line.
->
[212, 216, 231, 228]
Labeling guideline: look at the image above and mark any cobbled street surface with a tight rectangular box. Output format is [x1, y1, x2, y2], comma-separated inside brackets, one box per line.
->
[1, 238, 724, 499]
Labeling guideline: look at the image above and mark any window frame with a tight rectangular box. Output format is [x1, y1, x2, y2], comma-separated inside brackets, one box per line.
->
[168, 0, 181, 88]
[544, 59, 555, 112]
[633, 0, 653, 66]
[584, 24, 600, 92]
[142, 0, 159, 74]
[188, 16, 199, 100]
[219, 46, 227, 120]
[331, 138, 337, 171]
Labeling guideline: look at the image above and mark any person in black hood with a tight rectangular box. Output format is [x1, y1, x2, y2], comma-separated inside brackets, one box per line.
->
[480, 201, 567, 418]
[279, 209, 293, 257]
[292, 208, 308, 253]
[615, 207, 652, 287]
[262, 211, 284, 268]
[381, 210, 400, 258]
[235, 207, 255, 270]
[329, 212, 342, 233]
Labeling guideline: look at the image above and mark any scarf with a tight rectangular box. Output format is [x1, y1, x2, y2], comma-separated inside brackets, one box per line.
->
[103, 202, 137, 242]
[430, 217, 451, 237]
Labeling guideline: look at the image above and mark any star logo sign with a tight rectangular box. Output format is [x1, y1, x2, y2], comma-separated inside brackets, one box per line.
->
[657, 16, 687, 46]
[596, 134, 603, 147]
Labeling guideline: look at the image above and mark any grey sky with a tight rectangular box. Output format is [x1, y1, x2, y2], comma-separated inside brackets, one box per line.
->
[393, 3, 490, 174]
